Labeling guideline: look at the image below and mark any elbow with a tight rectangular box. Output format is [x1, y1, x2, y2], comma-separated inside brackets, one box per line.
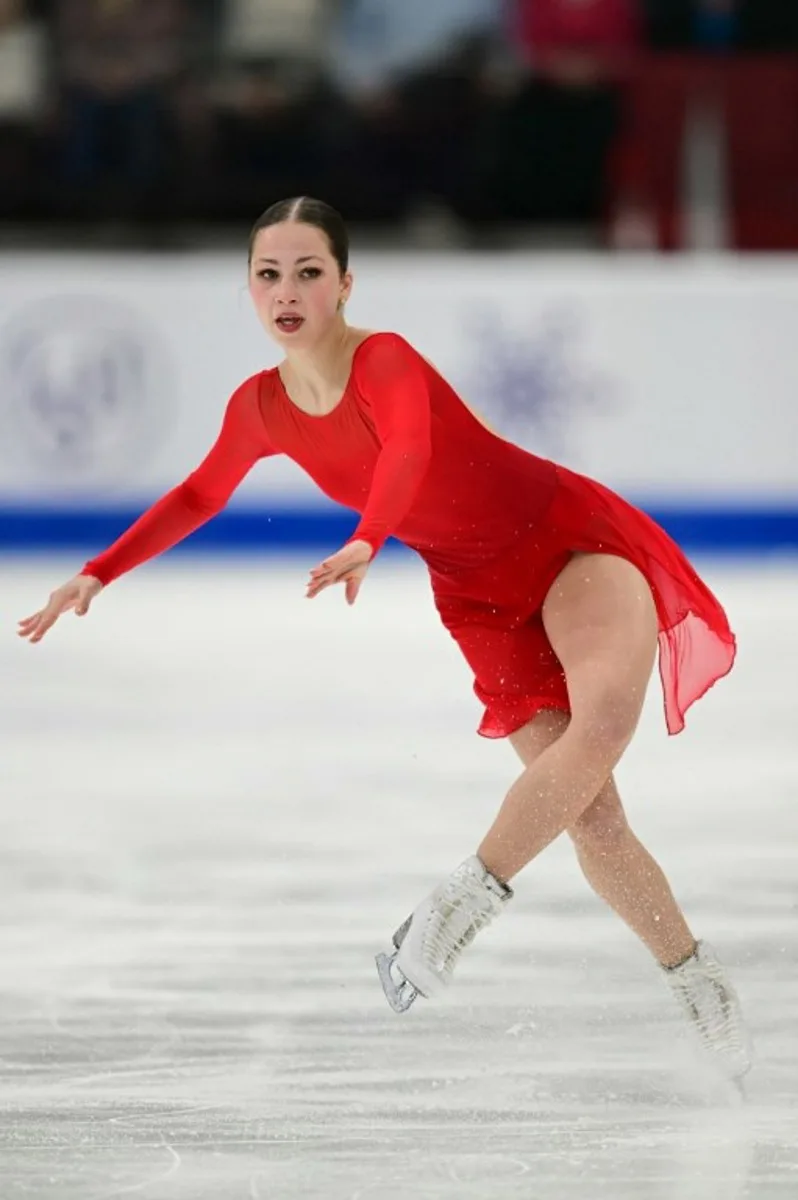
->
[411, 445, 433, 485]
[399, 440, 432, 476]
[178, 480, 227, 518]
[388, 445, 432, 494]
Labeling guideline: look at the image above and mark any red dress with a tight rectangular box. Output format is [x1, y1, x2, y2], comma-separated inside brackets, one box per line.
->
[82, 332, 735, 737]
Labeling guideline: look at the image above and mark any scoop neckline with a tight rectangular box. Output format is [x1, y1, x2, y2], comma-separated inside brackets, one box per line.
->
[274, 332, 379, 420]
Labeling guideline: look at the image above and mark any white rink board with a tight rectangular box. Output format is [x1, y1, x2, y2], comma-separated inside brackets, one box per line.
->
[1, 253, 798, 507]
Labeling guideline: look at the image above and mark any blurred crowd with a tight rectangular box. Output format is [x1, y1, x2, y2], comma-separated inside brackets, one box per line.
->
[2, 0, 798, 238]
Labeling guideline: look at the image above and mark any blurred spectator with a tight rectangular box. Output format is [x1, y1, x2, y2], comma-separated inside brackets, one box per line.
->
[324, 0, 504, 223]
[694, 0, 737, 51]
[0, 0, 47, 217]
[207, 0, 329, 220]
[493, 0, 641, 224]
[0, 0, 795, 240]
[52, 0, 196, 217]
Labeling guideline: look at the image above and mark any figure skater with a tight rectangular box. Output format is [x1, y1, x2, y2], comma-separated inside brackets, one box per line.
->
[18, 196, 752, 1080]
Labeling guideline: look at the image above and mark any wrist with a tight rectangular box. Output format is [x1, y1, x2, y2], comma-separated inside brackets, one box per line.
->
[79, 567, 106, 588]
[347, 534, 381, 559]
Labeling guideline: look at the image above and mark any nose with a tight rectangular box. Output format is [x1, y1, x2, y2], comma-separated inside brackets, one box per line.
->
[275, 281, 299, 306]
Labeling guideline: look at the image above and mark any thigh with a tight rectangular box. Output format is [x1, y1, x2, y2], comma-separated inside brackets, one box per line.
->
[451, 614, 570, 737]
[542, 552, 659, 739]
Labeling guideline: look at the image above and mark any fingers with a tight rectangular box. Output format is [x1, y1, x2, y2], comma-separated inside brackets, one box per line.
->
[18, 611, 43, 629]
[17, 590, 87, 642]
[307, 566, 336, 595]
[17, 612, 43, 637]
[306, 556, 349, 597]
[306, 544, 371, 601]
[345, 575, 361, 606]
[306, 567, 365, 603]
[17, 607, 59, 643]
[305, 575, 362, 602]
[305, 573, 342, 599]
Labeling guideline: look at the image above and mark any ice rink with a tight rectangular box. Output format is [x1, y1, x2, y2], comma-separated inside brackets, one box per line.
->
[2, 555, 797, 1199]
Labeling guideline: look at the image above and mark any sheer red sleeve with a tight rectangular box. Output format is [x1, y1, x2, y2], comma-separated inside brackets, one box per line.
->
[348, 334, 433, 556]
[81, 375, 276, 586]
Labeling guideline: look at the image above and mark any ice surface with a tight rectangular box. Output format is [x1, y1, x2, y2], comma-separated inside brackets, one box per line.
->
[1, 556, 796, 1199]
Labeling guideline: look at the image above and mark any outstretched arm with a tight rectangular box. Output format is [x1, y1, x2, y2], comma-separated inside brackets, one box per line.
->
[81, 377, 275, 586]
[18, 377, 276, 642]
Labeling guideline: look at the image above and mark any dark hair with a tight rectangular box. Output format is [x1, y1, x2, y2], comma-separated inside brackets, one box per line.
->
[248, 197, 350, 276]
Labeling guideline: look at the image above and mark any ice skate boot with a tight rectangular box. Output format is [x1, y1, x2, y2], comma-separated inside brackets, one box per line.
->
[375, 855, 513, 1013]
[663, 940, 753, 1081]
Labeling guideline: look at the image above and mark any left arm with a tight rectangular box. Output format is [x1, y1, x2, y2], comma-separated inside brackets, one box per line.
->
[306, 333, 433, 602]
[349, 333, 433, 556]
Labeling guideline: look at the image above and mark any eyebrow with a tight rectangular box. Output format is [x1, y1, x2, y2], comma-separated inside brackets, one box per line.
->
[255, 255, 323, 265]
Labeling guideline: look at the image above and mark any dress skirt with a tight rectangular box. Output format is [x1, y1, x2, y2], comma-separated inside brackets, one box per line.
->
[429, 464, 736, 738]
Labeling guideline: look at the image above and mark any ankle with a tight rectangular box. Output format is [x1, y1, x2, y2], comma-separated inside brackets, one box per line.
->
[661, 939, 699, 971]
[474, 848, 514, 889]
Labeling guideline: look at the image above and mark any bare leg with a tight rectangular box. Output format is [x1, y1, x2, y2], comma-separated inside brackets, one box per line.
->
[477, 554, 660, 880]
[570, 783, 696, 967]
[496, 710, 751, 1080]
[509, 712, 696, 968]
[383, 561, 749, 1073]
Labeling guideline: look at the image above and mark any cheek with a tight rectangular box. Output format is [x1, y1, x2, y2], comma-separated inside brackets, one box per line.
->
[249, 281, 269, 310]
[307, 284, 340, 318]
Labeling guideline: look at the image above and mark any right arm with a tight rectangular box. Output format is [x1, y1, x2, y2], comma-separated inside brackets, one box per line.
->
[18, 376, 276, 642]
[82, 376, 275, 586]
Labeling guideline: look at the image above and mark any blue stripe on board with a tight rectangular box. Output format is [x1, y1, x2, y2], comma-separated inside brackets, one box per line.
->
[1, 506, 797, 554]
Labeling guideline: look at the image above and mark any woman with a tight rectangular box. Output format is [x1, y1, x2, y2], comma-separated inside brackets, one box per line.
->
[18, 196, 751, 1081]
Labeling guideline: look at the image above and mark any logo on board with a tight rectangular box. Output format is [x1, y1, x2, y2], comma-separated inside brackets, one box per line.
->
[0, 296, 173, 488]
[463, 308, 611, 458]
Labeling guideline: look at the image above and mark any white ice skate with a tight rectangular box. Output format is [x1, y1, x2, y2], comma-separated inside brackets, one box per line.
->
[663, 940, 753, 1081]
[375, 855, 513, 1013]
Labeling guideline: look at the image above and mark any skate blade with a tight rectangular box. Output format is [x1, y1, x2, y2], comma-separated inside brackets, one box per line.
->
[375, 950, 420, 1013]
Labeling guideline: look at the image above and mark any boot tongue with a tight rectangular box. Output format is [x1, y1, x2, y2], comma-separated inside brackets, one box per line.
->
[455, 856, 513, 903]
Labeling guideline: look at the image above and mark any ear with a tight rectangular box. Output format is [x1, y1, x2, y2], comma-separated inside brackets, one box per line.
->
[340, 270, 353, 305]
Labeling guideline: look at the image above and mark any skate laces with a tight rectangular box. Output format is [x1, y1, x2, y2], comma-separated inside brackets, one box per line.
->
[668, 946, 749, 1058]
[423, 862, 508, 978]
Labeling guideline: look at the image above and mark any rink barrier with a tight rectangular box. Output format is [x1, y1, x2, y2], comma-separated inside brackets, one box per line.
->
[1, 505, 797, 555]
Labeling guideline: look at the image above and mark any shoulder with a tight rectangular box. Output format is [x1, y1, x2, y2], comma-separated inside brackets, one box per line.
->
[227, 370, 269, 408]
[223, 369, 278, 424]
[351, 331, 428, 379]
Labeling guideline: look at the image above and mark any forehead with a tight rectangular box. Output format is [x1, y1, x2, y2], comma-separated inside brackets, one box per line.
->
[252, 221, 331, 260]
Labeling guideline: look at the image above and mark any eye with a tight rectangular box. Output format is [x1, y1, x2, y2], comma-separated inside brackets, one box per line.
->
[300, 267, 322, 279]
[256, 268, 278, 281]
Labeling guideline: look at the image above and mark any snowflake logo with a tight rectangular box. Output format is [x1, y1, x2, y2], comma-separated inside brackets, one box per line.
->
[462, 307, 611, 459]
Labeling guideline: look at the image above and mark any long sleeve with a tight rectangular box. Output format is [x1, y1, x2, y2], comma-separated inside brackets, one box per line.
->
[81, 375, 276, 586]
[348, 334, 433, 556]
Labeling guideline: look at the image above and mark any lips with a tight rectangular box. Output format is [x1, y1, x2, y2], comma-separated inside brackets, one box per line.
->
[275, 314, 305, 333]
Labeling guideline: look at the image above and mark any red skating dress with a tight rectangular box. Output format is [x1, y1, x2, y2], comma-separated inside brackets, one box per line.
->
[82, 332, 735, 737]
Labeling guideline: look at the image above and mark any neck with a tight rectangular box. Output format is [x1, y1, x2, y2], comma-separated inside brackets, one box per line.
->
[283, 317, 353, 398]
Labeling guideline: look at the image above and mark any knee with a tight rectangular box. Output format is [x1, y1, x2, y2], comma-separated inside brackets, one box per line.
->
[570, 678, 644, 760]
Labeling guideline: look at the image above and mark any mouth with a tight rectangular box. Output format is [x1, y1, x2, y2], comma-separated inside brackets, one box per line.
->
[274, 314, 305, 334]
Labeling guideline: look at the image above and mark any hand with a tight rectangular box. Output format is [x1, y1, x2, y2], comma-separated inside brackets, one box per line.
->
[17, 574, 103, 644]
[306, 539, 373, 605]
